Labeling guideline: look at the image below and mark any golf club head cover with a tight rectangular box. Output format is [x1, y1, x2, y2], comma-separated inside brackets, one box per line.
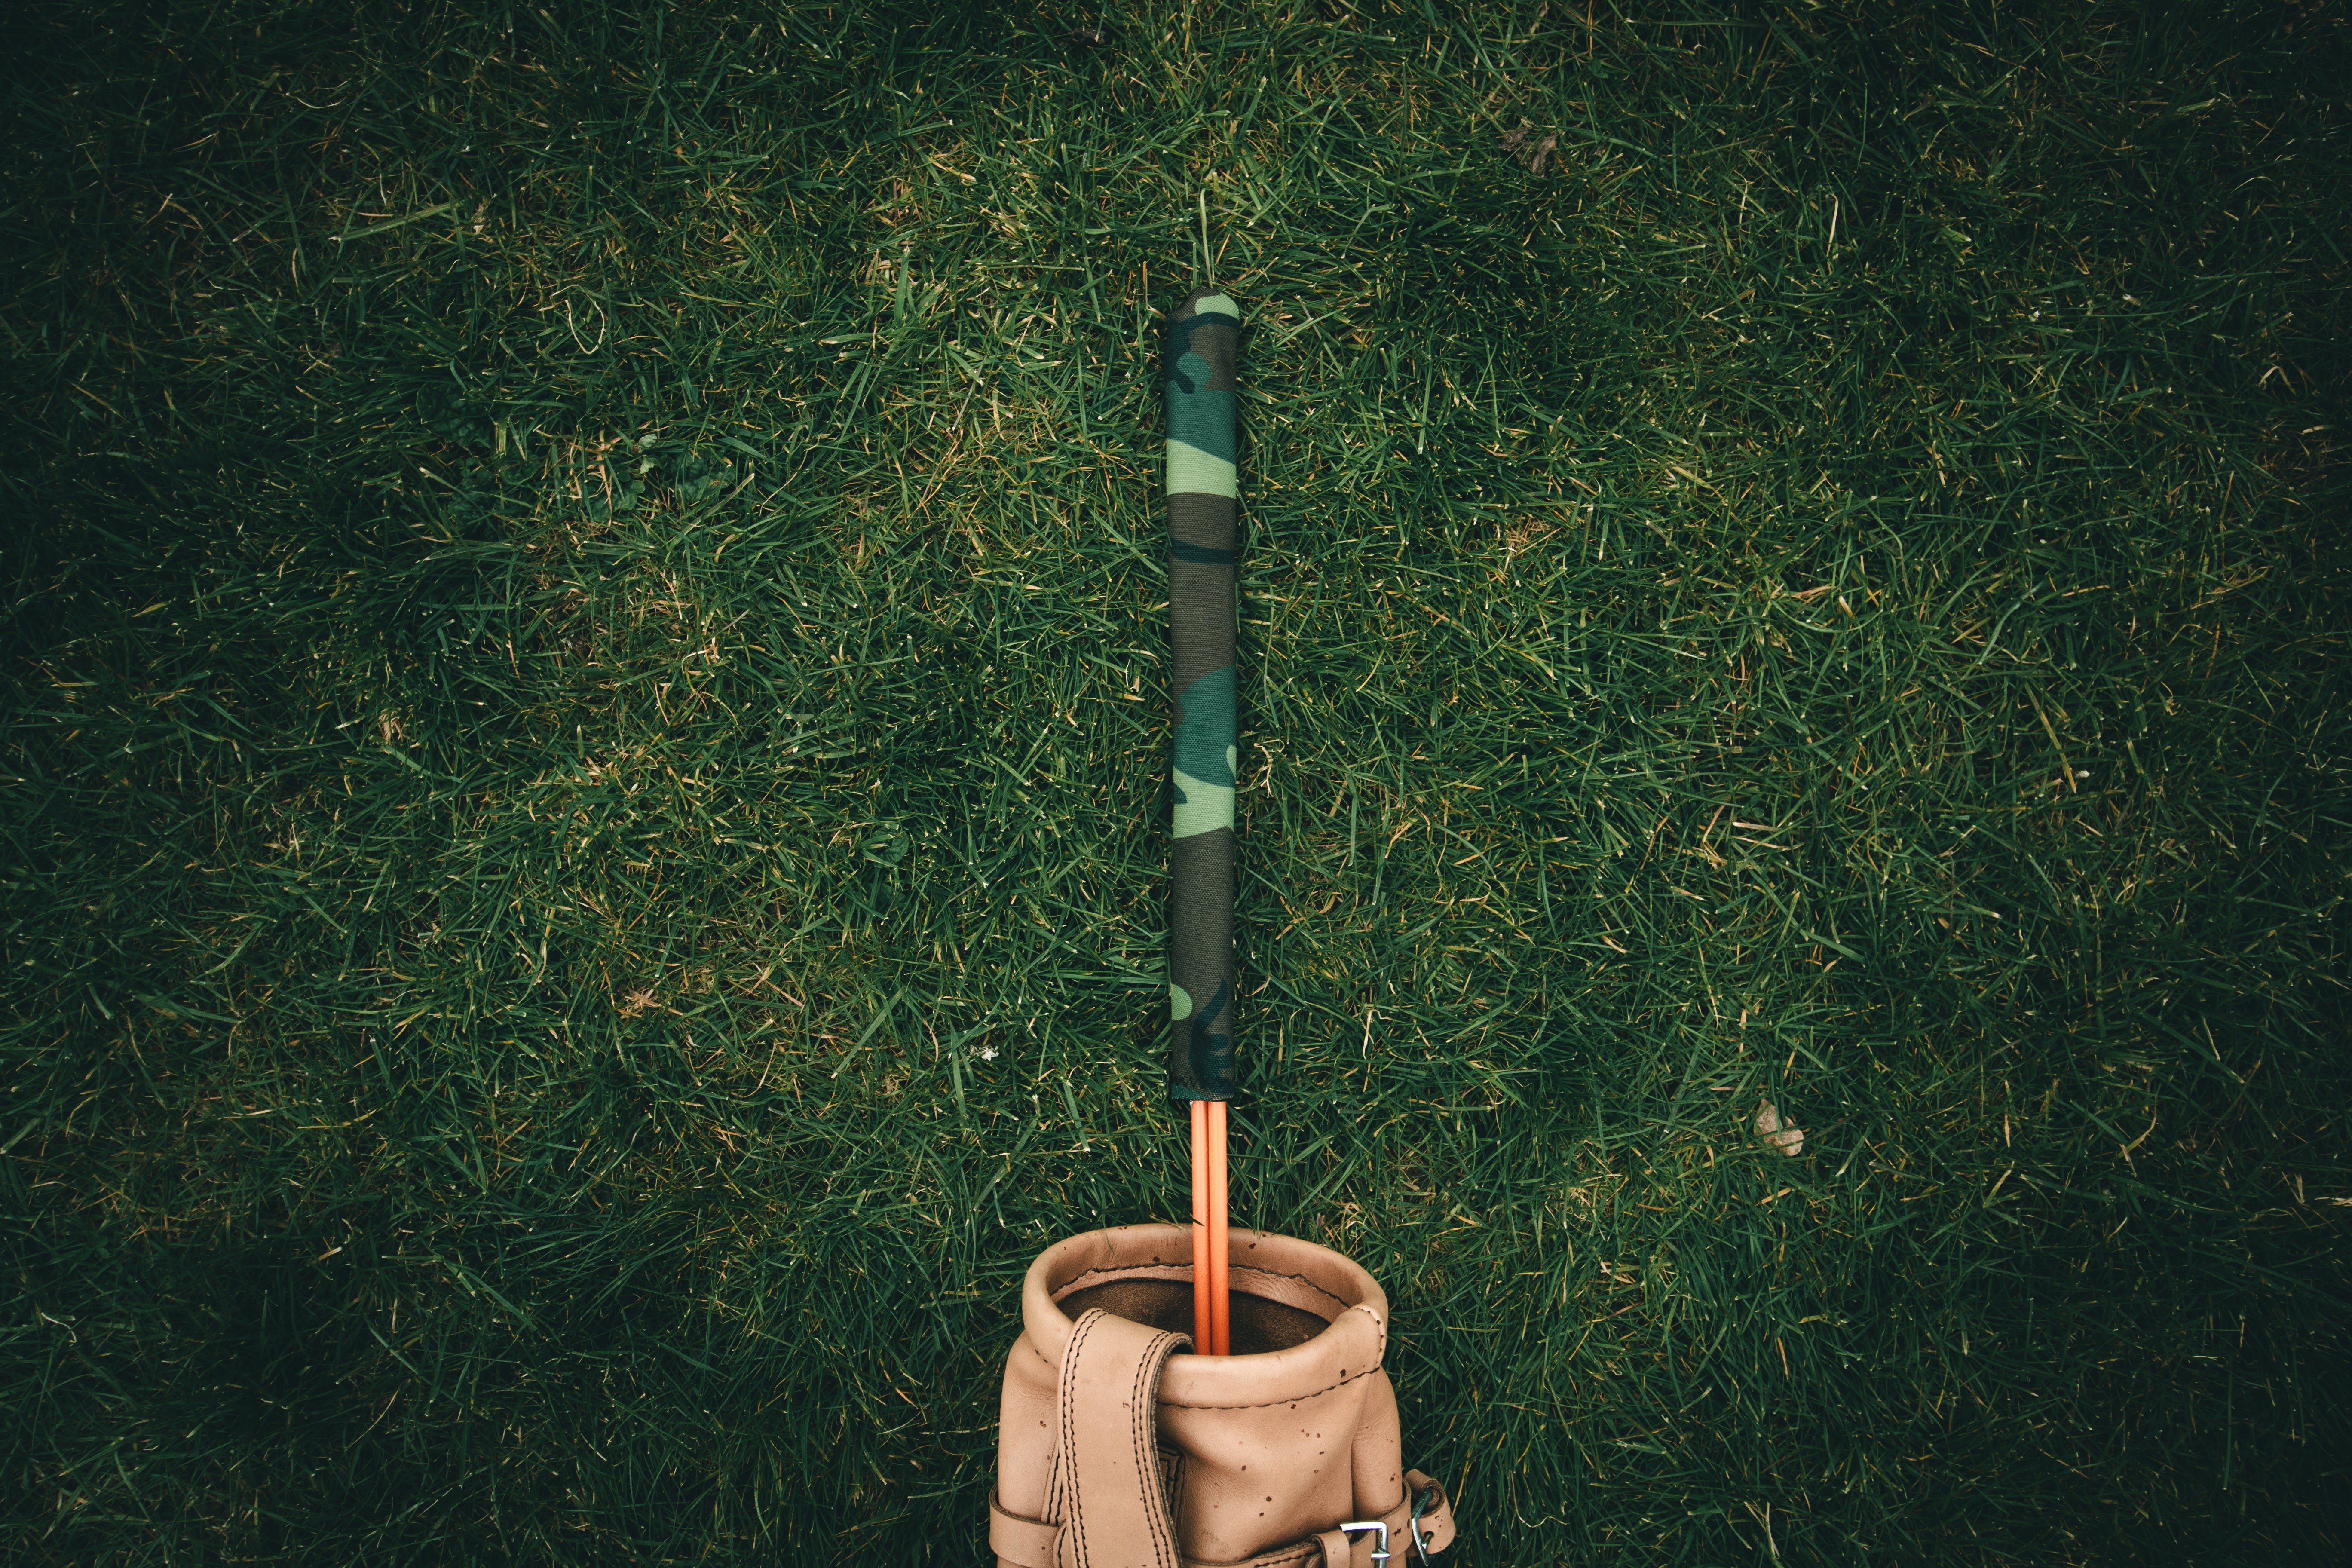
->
[1164, 285, 1242, 1106]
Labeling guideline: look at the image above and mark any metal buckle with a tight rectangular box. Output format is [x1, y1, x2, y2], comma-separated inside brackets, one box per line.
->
[1339, 1520, 1390, 1565]
[1407, 1482, 1436, 1564]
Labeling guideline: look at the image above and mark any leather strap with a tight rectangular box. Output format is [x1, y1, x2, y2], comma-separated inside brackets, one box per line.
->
[995, 1471, 1457, 1568]
[1304, 1470, 1461, 1568]
[1046, 1308, 1191, 1568]
[990, 1490, 1061, 1567]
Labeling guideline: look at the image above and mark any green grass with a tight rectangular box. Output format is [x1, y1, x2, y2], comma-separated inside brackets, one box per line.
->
[4, 2, 2348, 1563]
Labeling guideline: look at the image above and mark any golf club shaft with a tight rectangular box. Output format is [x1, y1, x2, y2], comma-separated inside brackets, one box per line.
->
[1207, 1099, 1230, 1355]
[1191, 1099, 1213, 1349]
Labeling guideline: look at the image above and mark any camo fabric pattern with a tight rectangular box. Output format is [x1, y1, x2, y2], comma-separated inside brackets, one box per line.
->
[1164, 286, 1241, 1104]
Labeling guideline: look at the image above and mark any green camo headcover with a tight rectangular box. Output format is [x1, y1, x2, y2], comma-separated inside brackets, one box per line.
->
[1164, 286, 1240, 1104]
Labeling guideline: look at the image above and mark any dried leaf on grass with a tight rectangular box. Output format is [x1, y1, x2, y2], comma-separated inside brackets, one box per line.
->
[1756, 1099, 1804, 1157]
[1501, 117, 1560, 175]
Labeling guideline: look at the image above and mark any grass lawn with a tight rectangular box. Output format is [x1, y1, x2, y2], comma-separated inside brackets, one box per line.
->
[5, 2, 2349, 1562]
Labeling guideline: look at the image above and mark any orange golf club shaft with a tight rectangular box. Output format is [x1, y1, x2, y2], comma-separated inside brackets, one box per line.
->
[1190, 1099, 1212, 1350]
[1207, 1099, 1230, 1355]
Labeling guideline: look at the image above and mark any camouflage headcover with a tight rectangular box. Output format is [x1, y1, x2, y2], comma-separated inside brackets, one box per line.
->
[1164, 286, 1241, 1105]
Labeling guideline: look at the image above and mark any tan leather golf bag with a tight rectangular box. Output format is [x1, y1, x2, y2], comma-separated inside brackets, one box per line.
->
[988, 1225, 1457, 1568]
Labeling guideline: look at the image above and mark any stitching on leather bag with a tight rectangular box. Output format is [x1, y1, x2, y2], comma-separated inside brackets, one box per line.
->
[1053, 1262, 1354, 1313]
[1039, 1447, 1065, 1544]
[1157, 1362, 1382, 1411]
[1046, 1302, 1386, 1410]
[1161, 1446, 1185, 1534]
[1029, 1303, 1378, 1376]
[1157, 1306, 1388, 1410]
[1133, 1328, 1181, 1568]
[1182, 1540, 1323, 1568]
[1059, 1309, 1094, 1568]
[1127, 1329, 1151, 1566]
[1223, 1265, 1352, 1311]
